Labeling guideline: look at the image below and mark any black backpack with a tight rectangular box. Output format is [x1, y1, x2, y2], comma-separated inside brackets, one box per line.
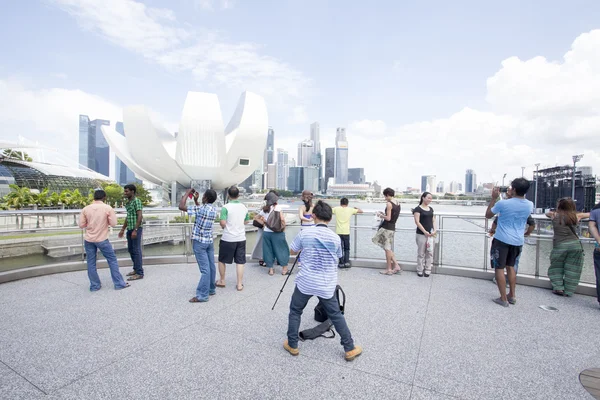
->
[314, 285, 345, 322]
[299, 285, 346, 341]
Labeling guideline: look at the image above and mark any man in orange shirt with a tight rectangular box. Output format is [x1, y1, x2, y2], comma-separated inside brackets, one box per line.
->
[79, 190, 130, 291]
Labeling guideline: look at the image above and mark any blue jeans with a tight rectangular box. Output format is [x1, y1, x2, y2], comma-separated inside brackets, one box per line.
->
[126, 228, 144, 276]
[287, 286, 354, 352]
[84, 240, 128, 290]
[193, 240, 216, 301]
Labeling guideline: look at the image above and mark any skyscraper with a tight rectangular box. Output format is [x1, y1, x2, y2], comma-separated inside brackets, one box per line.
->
[465, 169, 477, 193]
[267, 164, 277, 189]
[325, 148, 335, 191]
[303, 166, 319, 193]
[288, 167, 304, 193]
[115, 122, 139, 185]
[436, 181, 445, 193]
[264, 127, 274, 172]
[335, 128, 348, 184]
[421, 175, 436, 192]
[276, 148, 289, 190]
[79, 115, 110, 176]
[310, 122, 320, 154]
[297, 139, 314, 167]
[348, 168, 365, 184]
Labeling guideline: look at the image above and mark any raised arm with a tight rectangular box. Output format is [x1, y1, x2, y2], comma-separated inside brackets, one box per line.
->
[178, 189, 194, 212]
[485, 187, 500, 219]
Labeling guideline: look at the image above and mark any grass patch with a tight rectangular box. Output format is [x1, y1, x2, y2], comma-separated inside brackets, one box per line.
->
[0, 231, 81, 240]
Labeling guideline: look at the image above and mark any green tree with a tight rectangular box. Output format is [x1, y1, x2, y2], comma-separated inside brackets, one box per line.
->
[134, 183, 152, 206]
[4, 184, 33, 228]
[102, 183, 124, 207]
[2, 148, 33, 162]
[59, 189, 72, 209]
[49, 192, 61, 207]
[33, 188, 50, 228]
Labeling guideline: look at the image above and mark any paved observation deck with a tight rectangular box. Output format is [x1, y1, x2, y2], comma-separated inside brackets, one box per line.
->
[1, 262, 599, 400]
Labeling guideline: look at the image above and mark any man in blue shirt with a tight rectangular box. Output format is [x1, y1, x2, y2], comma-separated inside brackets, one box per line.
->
[284, 201, 363, 361]
[588, 202, 600, 307]
[485, 178, 534, 307]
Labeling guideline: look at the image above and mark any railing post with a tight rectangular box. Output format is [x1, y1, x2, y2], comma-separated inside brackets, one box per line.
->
[483, 218, 489, 271]
[535, 223, 540, 278]
[353, 213, 358, 261]
[433, 216, 443, 268]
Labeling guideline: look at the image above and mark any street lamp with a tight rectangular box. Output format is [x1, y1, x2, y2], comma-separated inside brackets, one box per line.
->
[502, 173, 507, 187]
[521, 167, 525, 177]
[534, 163, 540, 209]
[572, 154, 584, 201]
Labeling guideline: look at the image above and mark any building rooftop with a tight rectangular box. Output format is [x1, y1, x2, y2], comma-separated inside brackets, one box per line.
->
[1, 262, 599, 399]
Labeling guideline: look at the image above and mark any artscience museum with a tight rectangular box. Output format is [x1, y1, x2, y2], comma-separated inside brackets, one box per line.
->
[101, 91, 268, 198]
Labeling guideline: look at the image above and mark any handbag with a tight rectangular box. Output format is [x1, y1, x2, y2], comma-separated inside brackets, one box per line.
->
[252, 219, 264, 229]
[299, 320, 335, 341]
[265, 210, 284, 232]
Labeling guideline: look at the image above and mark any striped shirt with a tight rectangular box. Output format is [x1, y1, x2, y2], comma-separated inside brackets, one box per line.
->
[188, 204, 217, 243]
[290, 224, 343, 299]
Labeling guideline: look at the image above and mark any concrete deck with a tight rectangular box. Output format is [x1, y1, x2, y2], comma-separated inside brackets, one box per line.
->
[1, 262, 599, 400]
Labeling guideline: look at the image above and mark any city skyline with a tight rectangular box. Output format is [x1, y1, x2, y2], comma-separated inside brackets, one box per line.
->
[1, 2, 600, 189]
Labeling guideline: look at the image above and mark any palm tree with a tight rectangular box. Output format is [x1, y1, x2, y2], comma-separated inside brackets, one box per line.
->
[2, 148, 33, 162]
[33, 188, 50, 227]
[49, 192, 60, 207]
[59, 189, 72, 209]
[4, 184, 33, 228]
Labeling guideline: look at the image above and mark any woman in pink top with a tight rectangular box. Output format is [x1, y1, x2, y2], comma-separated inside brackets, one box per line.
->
[79, 190, 129, 291]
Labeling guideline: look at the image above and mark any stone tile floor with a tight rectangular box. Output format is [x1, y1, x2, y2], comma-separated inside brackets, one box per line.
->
[0, 262, 599, 399]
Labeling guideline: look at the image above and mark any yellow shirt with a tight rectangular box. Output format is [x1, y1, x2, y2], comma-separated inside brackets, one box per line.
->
[332, 206, 358, 235]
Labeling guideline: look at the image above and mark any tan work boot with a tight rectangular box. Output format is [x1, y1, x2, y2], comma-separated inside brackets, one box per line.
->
[345, 346, 363, 361]
[283, 340, 299, 356]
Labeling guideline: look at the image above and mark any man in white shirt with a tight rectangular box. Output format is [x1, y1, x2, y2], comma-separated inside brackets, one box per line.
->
[216, 186, 250, 291]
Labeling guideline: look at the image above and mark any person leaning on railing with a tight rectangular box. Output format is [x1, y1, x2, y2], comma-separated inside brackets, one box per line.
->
[586, 201, 600, 307]
[545, 198, 589, 297]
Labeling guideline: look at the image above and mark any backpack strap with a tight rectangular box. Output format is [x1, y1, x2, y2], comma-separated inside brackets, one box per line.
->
[335, 285, 346, 314]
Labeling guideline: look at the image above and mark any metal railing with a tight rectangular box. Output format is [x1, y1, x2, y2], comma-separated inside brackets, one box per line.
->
[0, 208, 598, 291]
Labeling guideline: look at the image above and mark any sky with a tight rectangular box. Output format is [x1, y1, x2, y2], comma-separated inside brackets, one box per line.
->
[1, 0, 600, 190]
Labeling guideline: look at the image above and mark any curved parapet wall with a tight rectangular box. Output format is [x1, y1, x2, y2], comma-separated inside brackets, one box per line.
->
[102, 91, 268, 189]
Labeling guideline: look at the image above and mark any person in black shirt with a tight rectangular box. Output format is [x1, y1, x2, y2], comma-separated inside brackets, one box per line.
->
[413, 192, 436, 277]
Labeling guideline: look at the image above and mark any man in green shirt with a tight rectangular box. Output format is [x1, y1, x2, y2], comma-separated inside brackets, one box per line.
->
[118, 184, 144, 280]
[332, 198, 363, 268]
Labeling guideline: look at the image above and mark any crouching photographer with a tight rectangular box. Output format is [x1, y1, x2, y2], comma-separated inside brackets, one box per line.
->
[283, 200, 363, 361]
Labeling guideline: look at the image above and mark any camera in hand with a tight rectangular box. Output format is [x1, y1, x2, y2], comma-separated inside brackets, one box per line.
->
[499, 186, 509, 193]
[188, 188, 196, 199]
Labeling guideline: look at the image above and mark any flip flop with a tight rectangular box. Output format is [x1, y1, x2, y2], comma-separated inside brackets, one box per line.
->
[268, 269, 274, 276]
[379, 270, 393, 275]
[189, 297, 208, 303]
[237, 285, 244, 291]
[127, 274, 143, 281]
[282, 270, 290, 275]
[215, 282, 226, 288]
[126, 271, 137, 276]
[392, 268, 402, 275]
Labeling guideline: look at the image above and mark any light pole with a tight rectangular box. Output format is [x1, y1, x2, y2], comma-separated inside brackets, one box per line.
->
[502, 173, 507, 187]
[572, 154, 584, 201]
[534, 163, 540, 209]
[521, 167, 525, 178]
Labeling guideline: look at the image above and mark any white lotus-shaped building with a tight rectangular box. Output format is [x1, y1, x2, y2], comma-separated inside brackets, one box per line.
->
[101, 91, 268, 189]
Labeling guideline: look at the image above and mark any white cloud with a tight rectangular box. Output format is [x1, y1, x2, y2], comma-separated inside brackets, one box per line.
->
[343, 30, 600, 188]
[193, 0, 233, 10]
[51, 0, 309, 122]
[348, 119, 388, 137]
[0, 79, 175, 166]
